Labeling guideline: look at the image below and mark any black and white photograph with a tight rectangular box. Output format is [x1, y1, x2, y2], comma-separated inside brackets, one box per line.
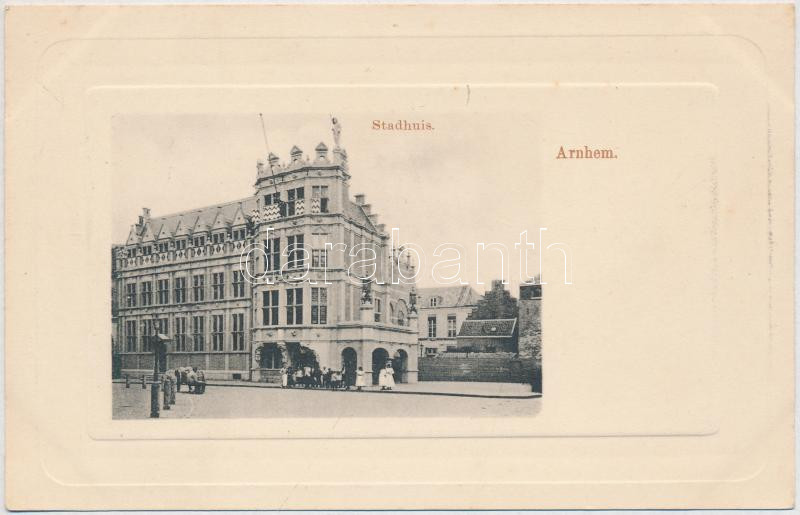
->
[111, 113, 544, 419]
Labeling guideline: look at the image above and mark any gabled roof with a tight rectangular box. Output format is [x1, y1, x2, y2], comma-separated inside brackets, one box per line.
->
[231, 204, 247, 227]
[140, 223, 155, 243]
[125, 225, 141, 245]
[135, 197, 257, 242]
[192, 215, 209, 234]
[418, 285, 482, 308]
[344, 201, 377, 232]
[210, 209, 229, 232]
[174, 217, 191, 237]
[457, 319, 517, 338]
[156, 223, 173, 240]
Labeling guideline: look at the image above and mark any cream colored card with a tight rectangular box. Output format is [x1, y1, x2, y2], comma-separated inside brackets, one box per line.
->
[5, 4, 794, 510]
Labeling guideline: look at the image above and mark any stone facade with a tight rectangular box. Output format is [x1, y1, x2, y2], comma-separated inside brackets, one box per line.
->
[417, 285, 482, 356]
[113, 131, 419, 384]
[517, 283, 542, 360]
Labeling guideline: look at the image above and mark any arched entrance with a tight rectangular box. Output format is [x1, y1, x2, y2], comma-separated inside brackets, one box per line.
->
[392, 349, 409, 383]
[285, 342, 319, 369]
[341, 347, 357, 387]
[372, 348, 390, 385]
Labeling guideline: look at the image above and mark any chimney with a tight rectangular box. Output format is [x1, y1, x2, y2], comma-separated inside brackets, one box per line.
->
[142, 207, 151, 222]
[354, 194, 365, 205]
[361, 204, 372, 215]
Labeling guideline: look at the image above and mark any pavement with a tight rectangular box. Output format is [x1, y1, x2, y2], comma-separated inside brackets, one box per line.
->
[112, 381, 542, 419]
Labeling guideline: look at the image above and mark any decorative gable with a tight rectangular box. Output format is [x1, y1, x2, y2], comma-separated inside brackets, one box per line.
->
[210, 209, 229, 232]
[140, 223, 155, 243]
[231, 204, 247, 227]
[174, 217, 190, 237]
[156, 222, 173, 241]
[125, 225, 141, 245]
[192, 216, 209, 234]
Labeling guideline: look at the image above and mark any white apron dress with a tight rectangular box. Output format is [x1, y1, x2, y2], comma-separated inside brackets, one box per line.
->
[355, 370, 366, 387]
[384, 367, 396, 388]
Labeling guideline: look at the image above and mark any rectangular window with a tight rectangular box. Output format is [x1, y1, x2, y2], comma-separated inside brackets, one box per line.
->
[286, 187, 304, 216]
[174, 277, 187, 304]
[374, 298, 382, 323]
[192, 316, 205, 351]
[311, 287, 327, 324]
[125, 321, 137, 352]
[212, 314, 224, 351]
[447, 315, 457, 338]
[140, 282, 153, 306]
[142, 245, 152, 256]
[157, 279, 169, 304]
[427, 316, 437, 338]
[193, 274, 205, 302]
[286, 287, 303, 325]
[262, 290, 279, 326]
[232, 270, 245, 298]
[157, 317, 168, 336]
[232, 228, 246, 241]
[156, 242, 168, 253]
[193, 235, 206, 247]
[232, 313, 245, 351]
[175, 317, 187, 352]
[287, 234, 305, 269]
[211, 232, 225, 244]
[265, 237, 280, 272]
[212, 272, 225, 300]
[264, 192, 280, 206]
[141, 319, 154, 352]
[175, 239, 187, 251]
[312, 185, 329, 213]
[126, 283, 137, 307]
[311, 249, 328, 268]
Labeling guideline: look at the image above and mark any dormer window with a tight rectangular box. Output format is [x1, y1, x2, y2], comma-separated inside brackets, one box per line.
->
[175, 239, 187, 251]
[142, 245, 152, 256]
[156, 242, 168, 253]
[232, 228, 246, 241]
[193, 235, 206, 247]
[211, 233, 225, 244]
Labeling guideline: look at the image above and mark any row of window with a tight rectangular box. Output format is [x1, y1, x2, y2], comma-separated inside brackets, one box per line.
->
[127, 230, 250, 258]
[262, 287, 328, 326]
[124, 313, 246, 353]
[264, 185, 330, 217]
[125, 272, 246, 307]
[261, 237, 328, 272]
[427, 315, 458, 338]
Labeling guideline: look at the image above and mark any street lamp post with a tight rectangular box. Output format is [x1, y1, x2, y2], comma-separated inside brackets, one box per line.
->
[150, 317, 160, 419]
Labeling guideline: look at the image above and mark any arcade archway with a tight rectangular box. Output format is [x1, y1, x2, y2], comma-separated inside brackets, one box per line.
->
[371, 348, 390, 385]
[341, 347, 357, 387]
[393, 349, 409, 383]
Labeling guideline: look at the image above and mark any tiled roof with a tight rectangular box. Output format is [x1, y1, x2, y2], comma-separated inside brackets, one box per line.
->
[418, 285, 482, 308]
[141, 197, 255, 240]
[344, 201, 377, 231]
[457, 318, 517, 338]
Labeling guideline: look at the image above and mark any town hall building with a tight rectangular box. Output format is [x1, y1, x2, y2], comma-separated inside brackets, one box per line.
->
[112, 123, 420, 384]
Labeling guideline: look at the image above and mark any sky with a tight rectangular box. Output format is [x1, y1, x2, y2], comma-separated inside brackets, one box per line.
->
[111, 110, 544, 293]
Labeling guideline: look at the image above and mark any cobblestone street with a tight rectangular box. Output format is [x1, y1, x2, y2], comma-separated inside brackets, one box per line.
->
[112, 382, 541, 419]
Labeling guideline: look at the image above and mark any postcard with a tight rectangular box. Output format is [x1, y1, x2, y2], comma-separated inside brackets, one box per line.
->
[5, 4, 794, 510]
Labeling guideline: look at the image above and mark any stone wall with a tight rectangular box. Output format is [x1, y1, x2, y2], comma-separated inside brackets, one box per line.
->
[419, 355, 539, 387]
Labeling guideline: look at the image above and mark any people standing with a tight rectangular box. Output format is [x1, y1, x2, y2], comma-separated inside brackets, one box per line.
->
[280, 366, 288, 388]
[384, 362, 395, 391]
[295, 366, 304, 388]
[355, 366, 366, 391]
